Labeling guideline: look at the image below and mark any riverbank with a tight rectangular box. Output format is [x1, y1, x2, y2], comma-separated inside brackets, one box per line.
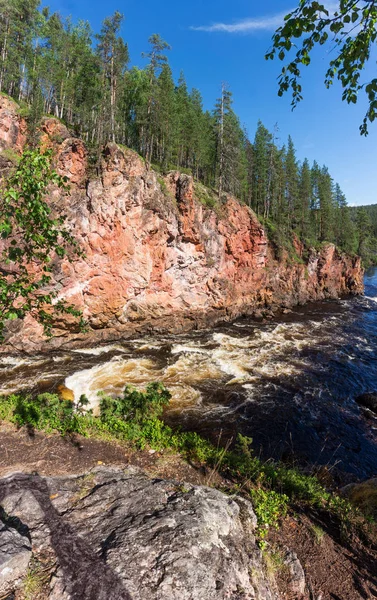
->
[2, 269, 377, 598]
[1, 417, 376, 600]
[2, 271, 377, 480]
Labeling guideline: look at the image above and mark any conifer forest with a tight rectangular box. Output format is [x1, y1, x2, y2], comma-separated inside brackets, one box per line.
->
[1, 2, 375, 263]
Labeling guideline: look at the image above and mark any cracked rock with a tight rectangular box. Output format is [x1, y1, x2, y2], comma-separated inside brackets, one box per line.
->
[0, 520, 31, 595]
[0, 467, 279, 600]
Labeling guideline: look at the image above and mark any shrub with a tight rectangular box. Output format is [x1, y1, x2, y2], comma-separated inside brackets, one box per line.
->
[99, 383, 171, 426]
[0, 384, 361, 545]
[10, 393, 89, 435]
[250, 488, 288, 548]
[194, 182, 217, 208]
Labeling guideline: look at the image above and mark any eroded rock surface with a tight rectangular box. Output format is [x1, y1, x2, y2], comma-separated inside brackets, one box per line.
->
[0, 96, 26, 153]
[0, 520, 31, 596]
[0, 467, 279, 600]
[0, 100, 364, 351]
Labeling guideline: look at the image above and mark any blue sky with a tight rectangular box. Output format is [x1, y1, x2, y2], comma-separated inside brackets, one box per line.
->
[46, 0, 376, 206]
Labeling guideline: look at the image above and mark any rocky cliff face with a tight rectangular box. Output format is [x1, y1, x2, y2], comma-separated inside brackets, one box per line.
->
[0, 96, 26, 154]
[0, 99, 364, 351]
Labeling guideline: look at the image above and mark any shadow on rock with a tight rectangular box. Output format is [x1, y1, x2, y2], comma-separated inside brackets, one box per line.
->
[0, 473, 132, 600]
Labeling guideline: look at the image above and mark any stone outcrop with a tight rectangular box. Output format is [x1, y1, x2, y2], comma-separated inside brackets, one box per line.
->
[342, 477, 377, 519]
[0, 99, 364, 351]
[0, 519, 31, 597]
[0, 467, 280, 600]
[0, 95, 26, 154]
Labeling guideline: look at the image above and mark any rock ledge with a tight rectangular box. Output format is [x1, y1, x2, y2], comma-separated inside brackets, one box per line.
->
[0, 467, 279, 600]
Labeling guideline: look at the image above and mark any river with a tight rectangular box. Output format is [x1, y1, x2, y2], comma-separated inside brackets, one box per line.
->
[1, 268, 377, 481]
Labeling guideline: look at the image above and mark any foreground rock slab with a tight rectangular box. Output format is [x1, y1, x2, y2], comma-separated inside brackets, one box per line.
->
[0, 467, 279, 600]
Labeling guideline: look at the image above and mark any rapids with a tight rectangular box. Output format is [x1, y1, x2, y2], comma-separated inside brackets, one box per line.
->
[1, 268, 377, 480]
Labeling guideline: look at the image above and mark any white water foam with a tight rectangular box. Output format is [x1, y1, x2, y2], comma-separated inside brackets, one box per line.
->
[171, 344, 210, 356]
[65, 357, 161, 410]
[72, 345, 127, 356]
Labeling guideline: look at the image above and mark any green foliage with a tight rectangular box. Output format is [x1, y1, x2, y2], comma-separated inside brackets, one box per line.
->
[266, 1, 377, 135]
[3, 392, 89, 435]
[250, 488, 288, 548]
[194, 182, 217, 208]
[156, 175, 171, 198]
[99, 382, 171, 426]
[0, 386, 363, 545]
[262, 218, 302, 263]
[0, 148, 83, 339]
[349, 206, 377, 265]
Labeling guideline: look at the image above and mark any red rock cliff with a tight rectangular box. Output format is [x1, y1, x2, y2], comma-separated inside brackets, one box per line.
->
[0, 101, 364, 351]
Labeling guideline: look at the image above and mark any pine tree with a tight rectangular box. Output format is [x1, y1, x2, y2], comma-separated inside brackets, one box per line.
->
[318, 166, 334, 242]
[122, 66, 150, 152]
[142, 33, 170, 162]
[333, 183, 355, 253]
[244, 138, 254, 208]
[96, 12, 129, 143]
[155, 63, 175, 167]
[284, 135, 299, 231]
[175, 71, 190, 168]
[297, 158, 312, 240]
[356, 208, 372, 257]
[213, 84, 245, 199]
[213, 83, 230, 198]
[0, 0, 40, 97]
[273, 146, 287, 228]
[252, 121, 272, 216]
[187, 88, 209, 179]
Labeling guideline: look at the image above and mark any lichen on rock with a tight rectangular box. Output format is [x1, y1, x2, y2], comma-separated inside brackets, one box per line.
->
[0, 467, 280, 600]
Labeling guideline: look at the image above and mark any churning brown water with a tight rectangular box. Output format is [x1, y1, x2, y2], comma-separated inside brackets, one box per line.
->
[1, 268, 377, 479]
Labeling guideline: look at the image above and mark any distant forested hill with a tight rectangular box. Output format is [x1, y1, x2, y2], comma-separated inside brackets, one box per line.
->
[349, 205, 377, 265]
[358, 205, 377, 238]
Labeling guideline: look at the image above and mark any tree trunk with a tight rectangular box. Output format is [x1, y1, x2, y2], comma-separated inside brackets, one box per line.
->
[0, 18, 10, 93]
[218, 84, 225, 200]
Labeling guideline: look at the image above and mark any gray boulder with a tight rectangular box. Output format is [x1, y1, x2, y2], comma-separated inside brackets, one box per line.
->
[0, 467, 280, 600]
[283, 548, 306, 598]
[0, 519, 31, 596]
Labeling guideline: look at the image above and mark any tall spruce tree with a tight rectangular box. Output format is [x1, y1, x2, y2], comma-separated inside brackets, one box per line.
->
[297, 158, 312, 240]
[284, 135, 299, 231]
[142, 33, 170, 162]
[96, 12, 129, 143]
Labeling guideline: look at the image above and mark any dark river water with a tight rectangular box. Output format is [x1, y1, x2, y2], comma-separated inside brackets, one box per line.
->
[1, 268, 377, 481]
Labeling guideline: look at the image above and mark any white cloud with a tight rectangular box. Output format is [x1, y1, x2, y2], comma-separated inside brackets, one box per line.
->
[191, 3, 340, 34]
[191, 12, 288, 34]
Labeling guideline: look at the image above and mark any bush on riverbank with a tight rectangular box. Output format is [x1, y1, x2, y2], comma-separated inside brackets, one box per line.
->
[0, 385, 365, 546]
